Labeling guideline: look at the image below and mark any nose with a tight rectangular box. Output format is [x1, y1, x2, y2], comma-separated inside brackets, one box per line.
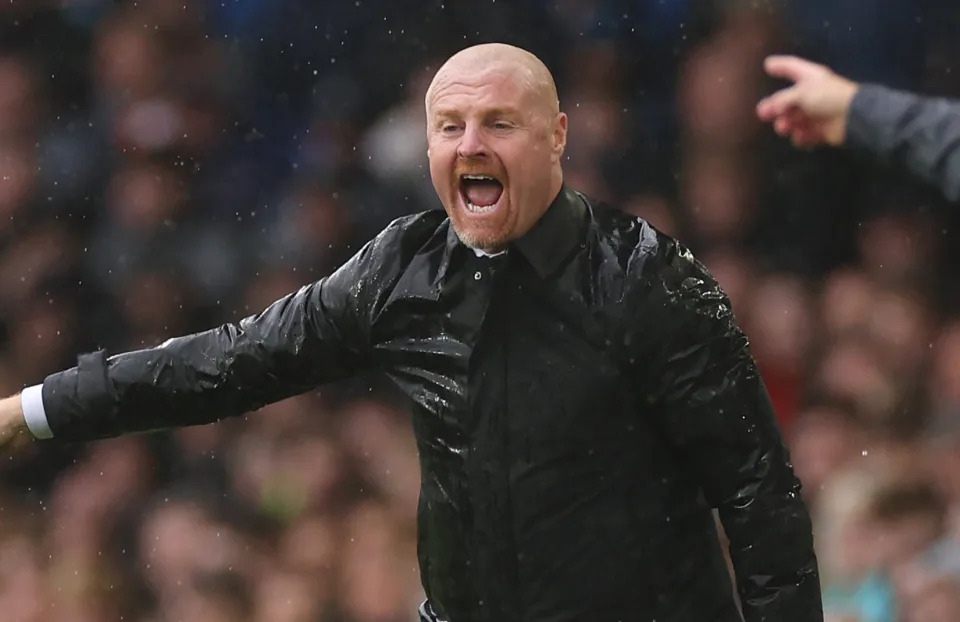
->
[456, 123, 487, 159]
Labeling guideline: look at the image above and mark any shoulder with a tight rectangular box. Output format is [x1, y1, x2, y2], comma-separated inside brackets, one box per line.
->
[329, 208, 446, 304]
[342, 209, 448, 278]
[367, 209, 449, 258]
[581, 194, 728, 318]
[581, 194, 690, 280]
[324, 208, 447, 288]
[580, 198, 740, 360]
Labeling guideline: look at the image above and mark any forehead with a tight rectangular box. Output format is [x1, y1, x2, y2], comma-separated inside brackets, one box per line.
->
[427, 63, 536, 115]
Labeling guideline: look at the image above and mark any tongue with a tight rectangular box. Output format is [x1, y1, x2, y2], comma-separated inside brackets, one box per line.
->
[463, 181, 503, 207]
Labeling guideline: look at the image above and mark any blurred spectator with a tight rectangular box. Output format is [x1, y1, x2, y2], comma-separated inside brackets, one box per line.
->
[744, 272, 814, 425]
[817, 469, 897, 622]
[0, 55, 42, 141]
[788, 399, 864, 506]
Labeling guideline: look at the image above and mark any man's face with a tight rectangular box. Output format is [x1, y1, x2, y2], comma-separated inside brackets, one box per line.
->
[426, 63, 565, 252]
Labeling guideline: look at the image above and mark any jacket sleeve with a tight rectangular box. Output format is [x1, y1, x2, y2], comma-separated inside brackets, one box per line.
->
[633, 233, 822, 622]
[40, 236, 383, 441]
[847, 83, 960, 202]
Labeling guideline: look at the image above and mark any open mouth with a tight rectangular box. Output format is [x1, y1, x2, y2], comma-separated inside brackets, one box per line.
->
[459, 174, 504, 214]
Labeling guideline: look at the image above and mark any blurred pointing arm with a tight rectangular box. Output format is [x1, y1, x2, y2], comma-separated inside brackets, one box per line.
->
[846, 84, 960, 202]
[758, 55, 960, 203]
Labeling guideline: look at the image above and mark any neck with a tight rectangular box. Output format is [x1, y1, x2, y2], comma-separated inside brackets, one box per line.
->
[551, 168, 563, 197]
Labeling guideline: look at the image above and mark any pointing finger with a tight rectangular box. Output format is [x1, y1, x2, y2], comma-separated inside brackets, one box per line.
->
[763, 55, 823, 83]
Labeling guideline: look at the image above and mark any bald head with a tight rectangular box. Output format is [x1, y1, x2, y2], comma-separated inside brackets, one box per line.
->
[426, 43, 560, 117]
[424, 42, 568, 253]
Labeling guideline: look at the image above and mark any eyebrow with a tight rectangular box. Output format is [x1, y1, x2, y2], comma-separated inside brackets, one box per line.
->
[485, 107, 521, 119]
[430, 108, 461, 120]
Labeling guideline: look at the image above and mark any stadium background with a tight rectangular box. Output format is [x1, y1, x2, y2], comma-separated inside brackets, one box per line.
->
[1, 0, 960, 620]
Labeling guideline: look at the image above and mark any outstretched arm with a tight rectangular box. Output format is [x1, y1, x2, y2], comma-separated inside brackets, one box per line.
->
[0, 236, 381, 444]
[757, 54, 960, 202]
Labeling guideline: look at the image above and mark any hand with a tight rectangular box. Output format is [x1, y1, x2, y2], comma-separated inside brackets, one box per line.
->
[756, 55, 860, 148]
[0, 394, 29, 452]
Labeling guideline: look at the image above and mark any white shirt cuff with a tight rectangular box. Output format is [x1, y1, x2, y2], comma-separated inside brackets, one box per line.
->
[21, 384, 53, 439]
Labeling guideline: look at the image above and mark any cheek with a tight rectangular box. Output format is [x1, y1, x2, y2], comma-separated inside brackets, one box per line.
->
[427, 146, 453, 189]
[502, 144, 548, 191]
[498, 148, 528, 184]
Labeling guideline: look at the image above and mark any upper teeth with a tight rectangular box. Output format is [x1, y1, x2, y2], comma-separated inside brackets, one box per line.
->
[463, 174, 496, 181]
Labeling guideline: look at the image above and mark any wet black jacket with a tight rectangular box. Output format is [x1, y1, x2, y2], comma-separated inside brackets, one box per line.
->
[40, 187, 821, 622]
[848, 83, 960, 202]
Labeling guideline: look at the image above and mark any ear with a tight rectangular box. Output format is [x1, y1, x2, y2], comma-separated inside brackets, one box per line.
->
[551, 112, 568, 162]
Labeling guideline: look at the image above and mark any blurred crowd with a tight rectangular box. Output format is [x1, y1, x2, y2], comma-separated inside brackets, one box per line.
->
[1, 0, 960, 620]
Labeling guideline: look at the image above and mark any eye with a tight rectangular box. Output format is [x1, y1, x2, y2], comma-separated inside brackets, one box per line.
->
[441, 124, 460, 133]
[493, 121, 512, 130]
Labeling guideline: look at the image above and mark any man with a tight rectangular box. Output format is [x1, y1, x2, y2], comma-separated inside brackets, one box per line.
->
[0, 43, 822, 621]
[757, 55, 960, 202]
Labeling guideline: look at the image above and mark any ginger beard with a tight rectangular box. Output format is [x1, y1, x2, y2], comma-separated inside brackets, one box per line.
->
[448, 162, 514, 252]
[425, 48, 566, 253]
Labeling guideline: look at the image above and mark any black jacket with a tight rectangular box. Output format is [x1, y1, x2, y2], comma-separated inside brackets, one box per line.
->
[848, 83, 960, 202]
[40, 187, 821, 622]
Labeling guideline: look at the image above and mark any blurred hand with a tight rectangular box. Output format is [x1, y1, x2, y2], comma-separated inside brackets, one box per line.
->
[756, 55, 860, 148]
[0, 394, 28, 452]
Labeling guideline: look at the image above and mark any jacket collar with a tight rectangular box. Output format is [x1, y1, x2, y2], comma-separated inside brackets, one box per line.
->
[443, 185, 587, 279]
[512, 185, 587, 278]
